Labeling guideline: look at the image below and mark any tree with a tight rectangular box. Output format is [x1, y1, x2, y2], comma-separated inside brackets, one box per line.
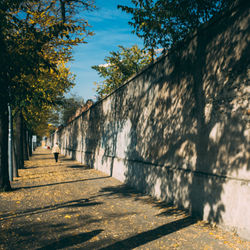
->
[0, 0, 95, 191]
[92, 45, 152, 98]
[13, 61, 75, 171]
[47, 94, 85, 126]
[118, 0, 233, 51]
[60, 95, 85, 125]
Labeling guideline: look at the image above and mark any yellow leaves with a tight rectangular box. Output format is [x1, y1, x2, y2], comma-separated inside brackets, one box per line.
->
[28, 19, 36, 25]
[49, 68, 54, 74]
[204, 245, 213, 250]
[89, 236, 100, 242]
[26, 10, 32, 15]
[64, 214, 80, 219]
[171, 243, 180, 248]
[140, 22, 146, 28]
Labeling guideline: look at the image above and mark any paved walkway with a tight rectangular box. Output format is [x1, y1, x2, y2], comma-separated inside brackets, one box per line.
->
[0, 147, 249, 250]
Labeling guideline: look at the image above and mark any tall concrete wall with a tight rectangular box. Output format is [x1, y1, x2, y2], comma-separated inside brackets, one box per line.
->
[52, 1, 250, 239]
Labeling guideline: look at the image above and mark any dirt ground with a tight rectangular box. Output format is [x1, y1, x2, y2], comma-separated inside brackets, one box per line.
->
[0, 147, 249, 249]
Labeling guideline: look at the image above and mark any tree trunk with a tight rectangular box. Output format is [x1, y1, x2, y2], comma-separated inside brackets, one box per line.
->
[23, 123, 29, 161]
[16, 110, 24, 169]
[0, 101, 11, 191]
[28, 131, 32, 157]
[12, 140, 18, 178]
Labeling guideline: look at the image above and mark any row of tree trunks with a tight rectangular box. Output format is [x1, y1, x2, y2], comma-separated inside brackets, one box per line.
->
[0, 106, 34, 191]
[14, 110, 34, 171]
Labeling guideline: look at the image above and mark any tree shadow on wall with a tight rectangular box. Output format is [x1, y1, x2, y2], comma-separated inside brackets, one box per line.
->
[83, 94, 127, 176]
[84, 103, 104, 168]
[101, 94, 127, 176]
[121, 1, 249, 226]
[68, 118, 80, 160]
[59, 104, 103, 166]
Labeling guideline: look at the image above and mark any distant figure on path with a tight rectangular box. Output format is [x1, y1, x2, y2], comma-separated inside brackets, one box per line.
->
[52, 143, 60, 162]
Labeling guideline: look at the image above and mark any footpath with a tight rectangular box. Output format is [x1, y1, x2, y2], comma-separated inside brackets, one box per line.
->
[0, 147, 249, 250]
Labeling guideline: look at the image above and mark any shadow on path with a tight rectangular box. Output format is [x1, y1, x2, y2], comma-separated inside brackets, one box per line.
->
[101, 216, 196, 249]
[13, 176, 111, 190]
[37, 229, 103, 250]
[1, 198, 102, 221]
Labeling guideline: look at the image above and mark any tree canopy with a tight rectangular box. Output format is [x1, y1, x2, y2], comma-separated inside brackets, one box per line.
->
[1, 0, 95, 134]
[92, 45, 152, 98]
[1, 0, 95, 106]
[118, 0, 233, 50]
[48, 94, 85, 127]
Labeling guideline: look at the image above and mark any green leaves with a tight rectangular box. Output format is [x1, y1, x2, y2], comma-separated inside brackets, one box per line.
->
[118, 0, 232, 50]
[92, 45, 152, 99]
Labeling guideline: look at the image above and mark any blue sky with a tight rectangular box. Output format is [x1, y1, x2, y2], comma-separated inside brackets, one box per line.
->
[68, 0, 143, 101]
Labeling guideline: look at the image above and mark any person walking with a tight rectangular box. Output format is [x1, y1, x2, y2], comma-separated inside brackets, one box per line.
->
[52, 143, 60, 162]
